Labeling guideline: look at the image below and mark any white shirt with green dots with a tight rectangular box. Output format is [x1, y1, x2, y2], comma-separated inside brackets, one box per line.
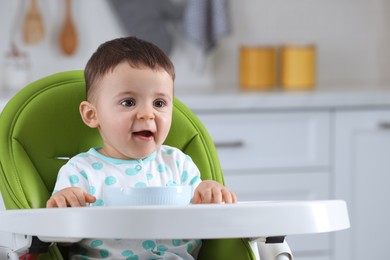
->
[53, 145, 202, 260]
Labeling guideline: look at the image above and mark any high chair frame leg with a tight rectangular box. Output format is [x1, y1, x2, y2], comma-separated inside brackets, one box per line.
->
[253, 236, 293, 260]
[0, 232, 31, 259]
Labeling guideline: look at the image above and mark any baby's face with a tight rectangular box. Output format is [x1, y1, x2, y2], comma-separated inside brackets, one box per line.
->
[92, 62, 174, 160]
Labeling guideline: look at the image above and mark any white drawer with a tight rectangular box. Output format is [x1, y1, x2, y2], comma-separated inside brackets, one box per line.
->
[224, 170, 329, 201]
[197, 111, 330, 170]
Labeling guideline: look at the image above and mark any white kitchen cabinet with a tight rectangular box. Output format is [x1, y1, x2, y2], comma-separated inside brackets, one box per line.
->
[197, 112, 330, 171]
[197, 111, 332, 260]
[334, 109, 390, 260]
[194, 105, 390, 260]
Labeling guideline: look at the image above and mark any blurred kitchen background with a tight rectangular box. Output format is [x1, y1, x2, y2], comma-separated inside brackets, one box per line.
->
[1, 1, 390, 260]
[1, 0, 390, 92]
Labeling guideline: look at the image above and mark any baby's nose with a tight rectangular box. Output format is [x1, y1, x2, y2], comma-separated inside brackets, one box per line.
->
[137, 106, 155, 120]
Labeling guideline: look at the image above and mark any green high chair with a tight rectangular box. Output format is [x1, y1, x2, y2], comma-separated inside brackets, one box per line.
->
[0, 71, 256, 259]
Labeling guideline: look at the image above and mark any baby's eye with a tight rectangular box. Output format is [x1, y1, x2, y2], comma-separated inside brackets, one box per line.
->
[121, 98, 136, 107]
[154, 99, 166, 108]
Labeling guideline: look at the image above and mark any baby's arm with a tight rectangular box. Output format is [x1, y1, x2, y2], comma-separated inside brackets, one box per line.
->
[46, 187, 96, 208]
[192, 180, 237, 204]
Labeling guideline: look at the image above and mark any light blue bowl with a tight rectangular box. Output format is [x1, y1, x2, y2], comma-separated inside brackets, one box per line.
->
[104, 186, 192, 206]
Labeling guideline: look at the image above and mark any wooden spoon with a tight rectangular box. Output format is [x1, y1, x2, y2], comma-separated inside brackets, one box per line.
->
[23, 0, 45, 44]
[59, 0, 78, 55]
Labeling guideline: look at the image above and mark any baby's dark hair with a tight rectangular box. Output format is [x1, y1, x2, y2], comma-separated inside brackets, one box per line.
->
[84, 36, 175, 101]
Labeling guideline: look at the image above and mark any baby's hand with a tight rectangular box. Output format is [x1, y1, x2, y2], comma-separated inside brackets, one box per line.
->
[46, 187, 96, 208]
[192, 180, 237, 204]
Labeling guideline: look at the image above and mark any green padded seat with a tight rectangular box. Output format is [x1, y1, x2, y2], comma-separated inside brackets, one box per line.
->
[0, 71, 255, 260]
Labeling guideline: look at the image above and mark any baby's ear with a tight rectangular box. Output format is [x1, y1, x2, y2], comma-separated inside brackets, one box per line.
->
[79, 101, 99, 128]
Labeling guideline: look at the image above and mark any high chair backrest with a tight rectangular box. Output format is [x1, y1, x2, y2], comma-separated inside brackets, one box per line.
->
[0, 71, 255, 260]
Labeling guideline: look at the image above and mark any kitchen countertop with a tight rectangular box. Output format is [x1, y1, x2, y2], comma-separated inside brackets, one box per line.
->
[2, 86, 390, 113]
[176, 86, 390, 112]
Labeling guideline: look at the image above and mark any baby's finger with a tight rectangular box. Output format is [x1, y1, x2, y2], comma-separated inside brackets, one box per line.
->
[74, 191, 87, 206]
[212, 187, 223, 203]
[221, 188, 233, 204]
[200, 188, 213, 203]
[84, 192, 97, 204]
[191, 190, 201, 204]
[67, 192, 83, 207]
[49, 195, 67, 208]
[46, 197, 57, 208]
[231, 191, 237, 203]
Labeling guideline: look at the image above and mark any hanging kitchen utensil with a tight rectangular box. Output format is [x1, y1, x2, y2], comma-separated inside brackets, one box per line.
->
[22, 0, 45, 44]
[59, 0, 78, 55]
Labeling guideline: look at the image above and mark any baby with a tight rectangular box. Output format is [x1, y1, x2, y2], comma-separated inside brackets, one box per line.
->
[46, 36, 236, 259]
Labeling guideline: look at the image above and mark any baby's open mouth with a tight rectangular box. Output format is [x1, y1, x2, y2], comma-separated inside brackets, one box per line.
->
[133, 130, 153, 138]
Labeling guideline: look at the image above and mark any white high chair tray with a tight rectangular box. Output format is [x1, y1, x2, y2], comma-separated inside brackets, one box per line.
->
[0, 200, 349, 240]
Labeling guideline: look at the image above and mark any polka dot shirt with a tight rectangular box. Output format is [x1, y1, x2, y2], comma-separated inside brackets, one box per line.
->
[53, 145, 202, 259]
